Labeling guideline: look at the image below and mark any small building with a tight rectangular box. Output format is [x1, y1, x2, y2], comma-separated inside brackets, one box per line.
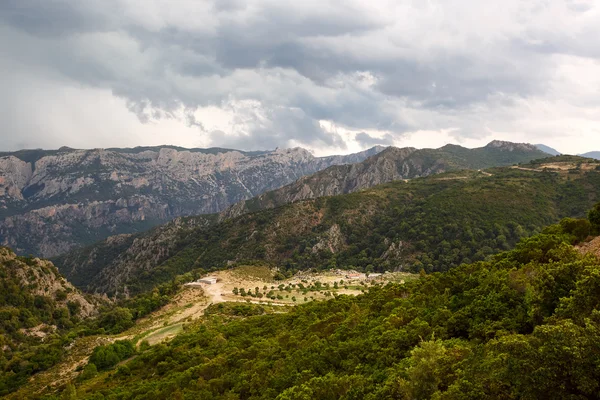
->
[367, 273, 382, 279]
[198, 277, 218, 285]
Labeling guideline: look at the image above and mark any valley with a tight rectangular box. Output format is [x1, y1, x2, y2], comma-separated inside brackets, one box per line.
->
[0, 0, 600, 400]
[3, 0, 600, 397]
[5, 265, 417, 399]
[14, 214, 600, 399]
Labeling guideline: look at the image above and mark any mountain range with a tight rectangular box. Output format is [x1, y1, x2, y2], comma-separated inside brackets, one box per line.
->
[56, 153, 599, 297]
[3, 141, 600, 398]
[0, 145, 384, 257]
[0, 142, 548, 259]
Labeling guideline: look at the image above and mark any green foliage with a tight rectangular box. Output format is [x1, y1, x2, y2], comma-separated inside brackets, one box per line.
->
[0, 251, 86, 395]
[97, 308, 134, 334]
[589, 202, 600, 234]
[89, 340, 135, 371]
[78, 363, 98, 382]
[0, 249, 180, 396]
[71, 228, 600, 399]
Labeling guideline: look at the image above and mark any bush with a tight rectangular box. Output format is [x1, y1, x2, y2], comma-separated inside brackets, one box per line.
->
[89, 340, 135, 371]
[589, 203, 600, 234]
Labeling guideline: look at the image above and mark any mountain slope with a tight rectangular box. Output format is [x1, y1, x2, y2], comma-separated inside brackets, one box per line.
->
[57, 223, 600, 399]
[0, 145, 384, 257]
[223, 140, 550, 218]
[535, 143, 562, 155]
[56, 156, 600, 296]
[56, 140, 549, 294]
[580, 151, 600, 160]
[0, 247, 99, 394]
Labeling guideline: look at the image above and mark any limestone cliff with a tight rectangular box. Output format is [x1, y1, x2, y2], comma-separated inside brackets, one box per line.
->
[0, 145, 384, 257]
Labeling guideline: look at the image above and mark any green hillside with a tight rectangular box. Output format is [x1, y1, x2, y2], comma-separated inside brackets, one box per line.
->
[58, 214, 600, 399]
[63, 158, 600, 296]
[0, 248, 101, 394]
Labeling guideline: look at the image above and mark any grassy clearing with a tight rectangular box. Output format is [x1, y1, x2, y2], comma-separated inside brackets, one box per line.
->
[140, 323, 184, 346]
[230, 264, 275, 281]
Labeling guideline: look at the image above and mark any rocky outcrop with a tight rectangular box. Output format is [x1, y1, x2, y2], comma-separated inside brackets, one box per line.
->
[312, 224, 346, 254]
[0, 156, 32, 201]
[485, 140, 540, 152]
[0, 145, 384, 257]
[0, 247, 97, 317]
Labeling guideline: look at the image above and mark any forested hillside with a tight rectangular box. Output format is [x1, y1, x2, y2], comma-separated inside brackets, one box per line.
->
[58, 157, 600, 296]
[0, 248, 99, 394]
[52, 210, 600, 399]
[0, 246, 184, 397]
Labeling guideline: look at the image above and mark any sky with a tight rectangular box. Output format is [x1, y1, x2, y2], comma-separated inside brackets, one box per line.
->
[1, 0, 600, 156]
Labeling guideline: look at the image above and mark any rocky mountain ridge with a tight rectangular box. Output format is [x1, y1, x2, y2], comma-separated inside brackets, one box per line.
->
[55, 140, 553, 295]
[221, 140, 549, 219]
[0, 145, 384, 257]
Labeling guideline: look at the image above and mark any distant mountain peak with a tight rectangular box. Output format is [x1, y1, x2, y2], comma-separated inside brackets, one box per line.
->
[580, 151, 600, 160]
[535, 144, 562, 156]
[485, 140, 538, 152]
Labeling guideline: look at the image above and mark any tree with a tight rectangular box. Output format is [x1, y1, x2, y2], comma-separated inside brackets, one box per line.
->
[589, 203, 600, 234]
[559, 218, 591, 242]
[78, 363, 98, 381]
[60, 383, 77, 400]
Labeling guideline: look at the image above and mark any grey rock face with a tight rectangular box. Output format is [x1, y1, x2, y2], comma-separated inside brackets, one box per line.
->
[0, 145, 384, 257]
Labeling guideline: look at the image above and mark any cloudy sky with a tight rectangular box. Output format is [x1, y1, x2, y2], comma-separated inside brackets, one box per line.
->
[1, 0, 599, 156]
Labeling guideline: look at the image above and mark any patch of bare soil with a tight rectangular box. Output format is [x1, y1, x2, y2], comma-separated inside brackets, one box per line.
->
[576, 236, 600, 258]
[19, 323, 56, 339]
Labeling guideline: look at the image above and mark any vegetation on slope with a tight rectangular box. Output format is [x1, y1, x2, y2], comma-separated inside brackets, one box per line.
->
[0, 248, 100, 394]
[0, 247, 187, 396]
[56, 209, 600, 399]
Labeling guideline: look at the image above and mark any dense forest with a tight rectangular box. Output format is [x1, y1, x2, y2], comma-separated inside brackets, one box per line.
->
[45, 206, 600, 399]
[83, 162, 600, 296]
